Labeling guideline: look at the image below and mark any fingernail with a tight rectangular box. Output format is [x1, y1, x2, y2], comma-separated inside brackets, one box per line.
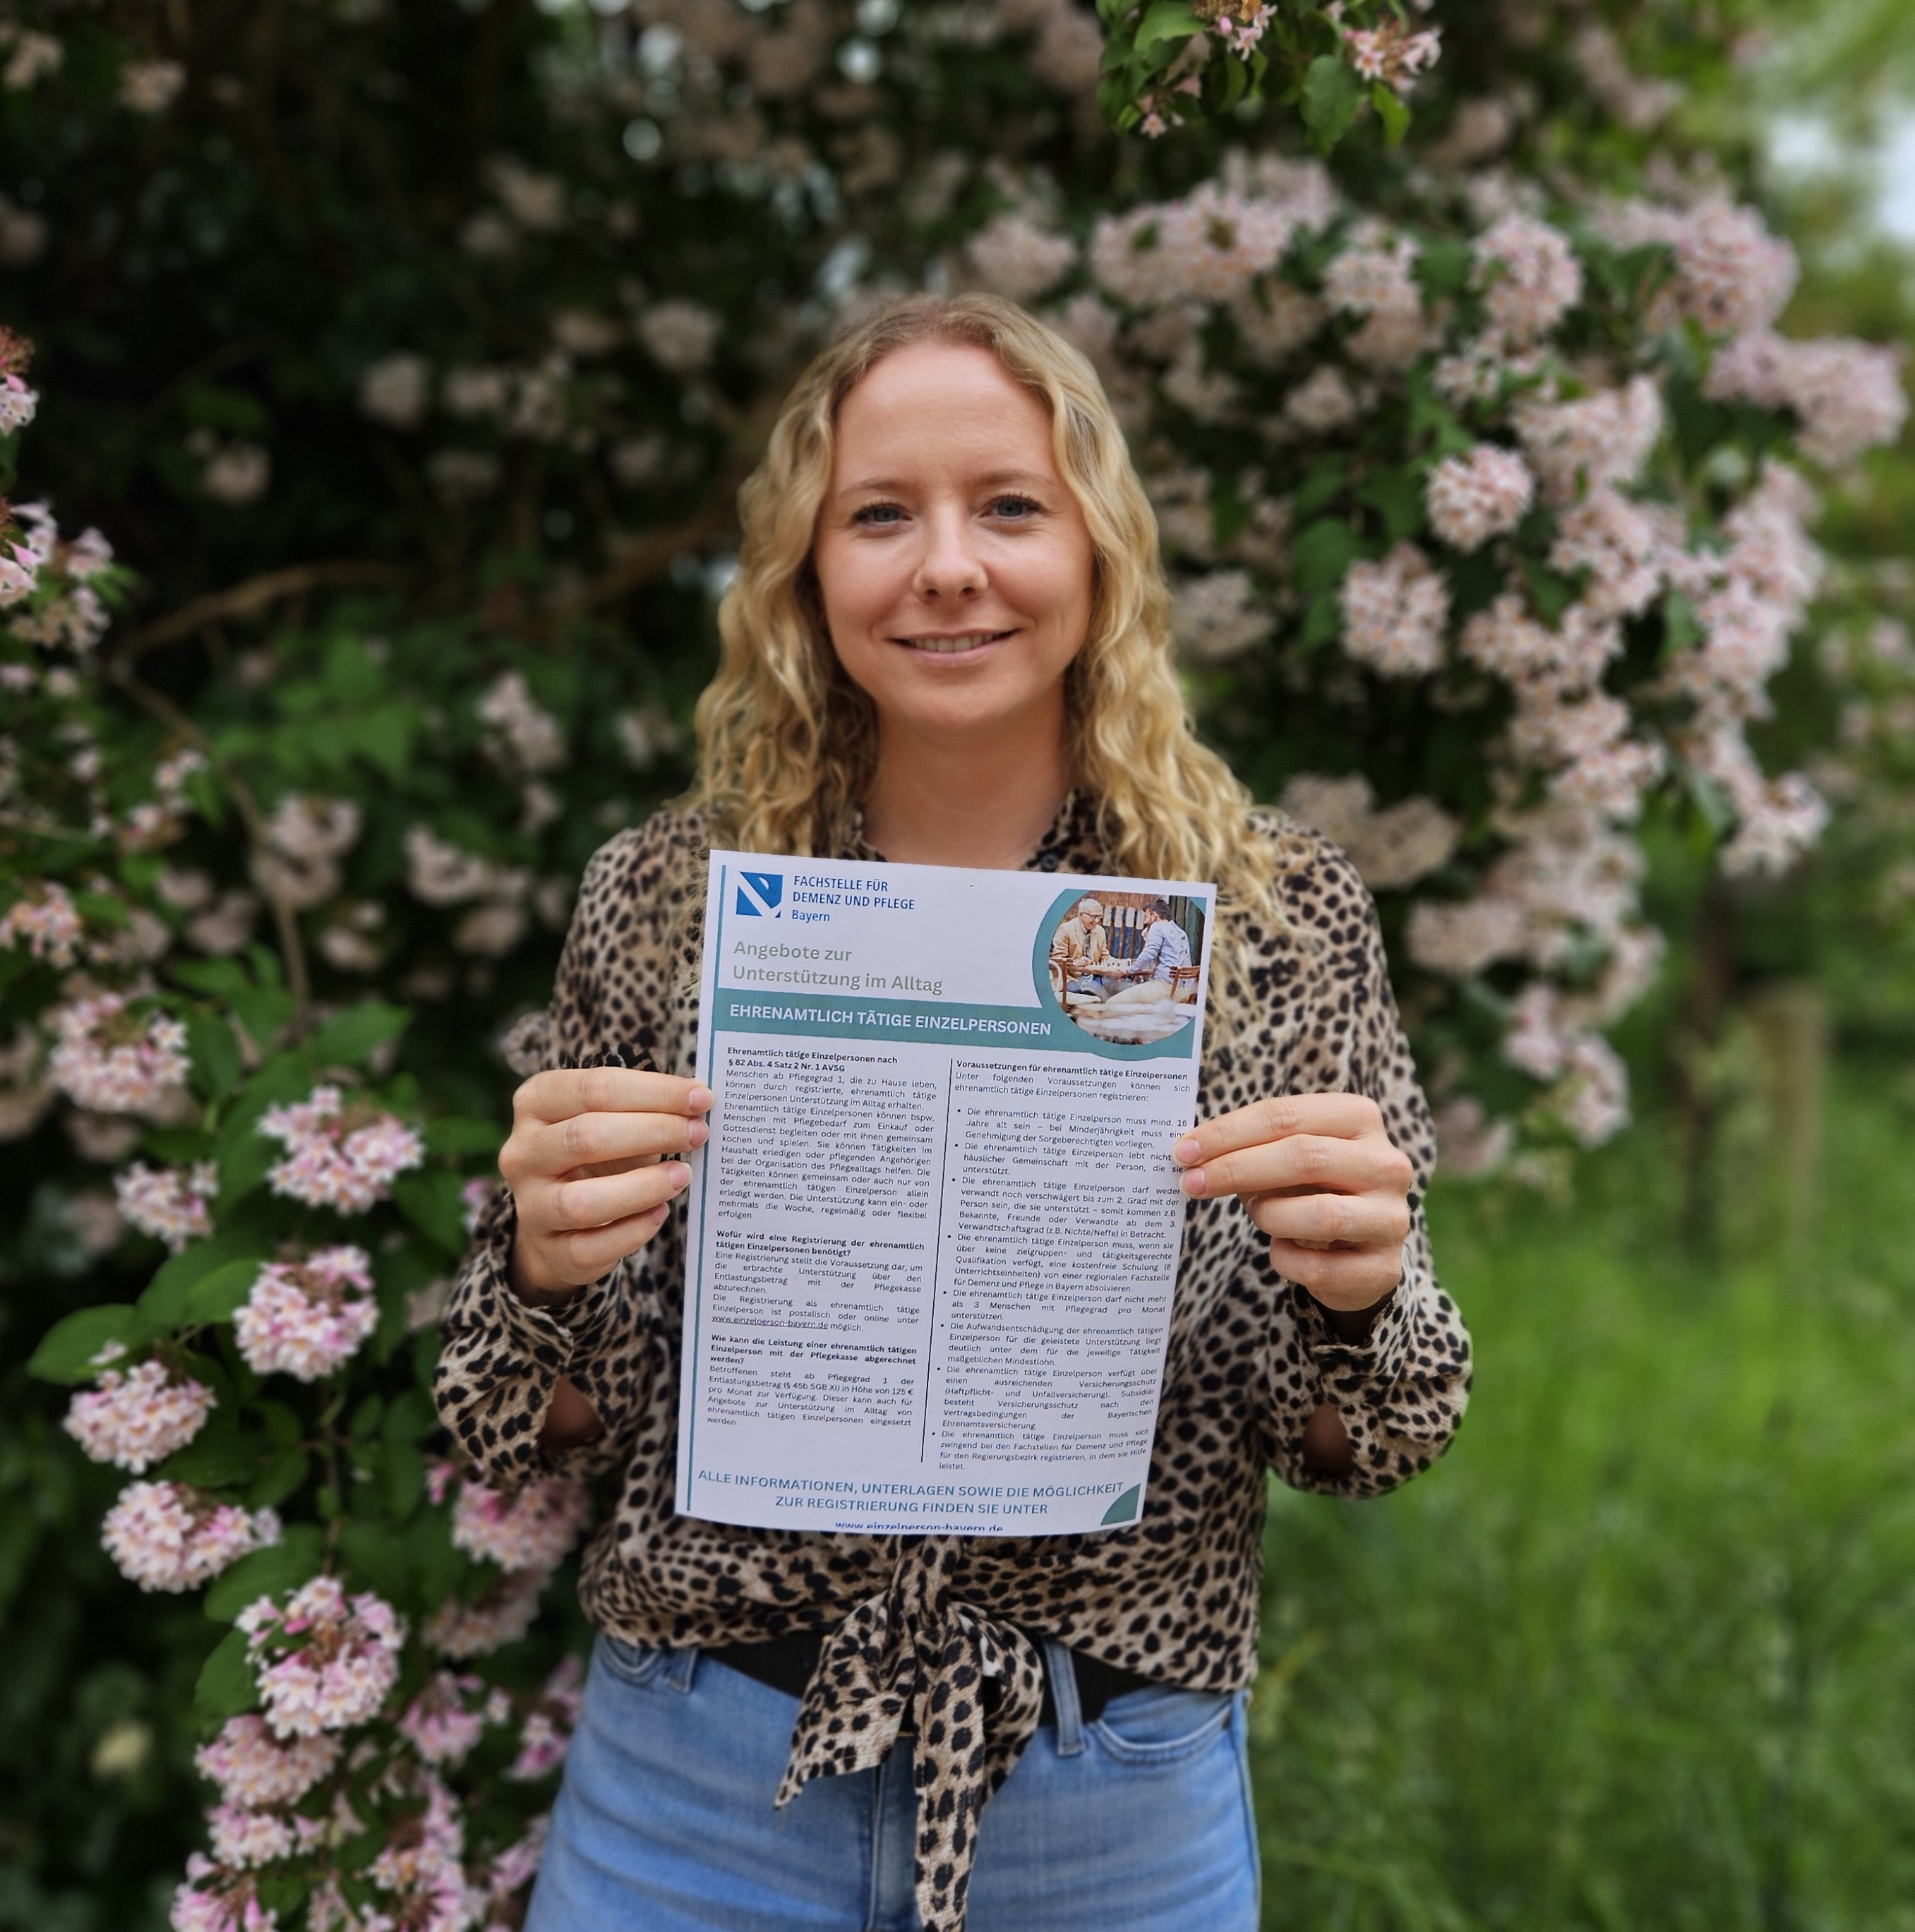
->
[688, 1086, 714, 1112]
[1179, 1167, 1207, 1197]
[686, 1120, 709, 1148]
[667, 1163, 690, 1191]
[1173, 1136, 1201, 1165]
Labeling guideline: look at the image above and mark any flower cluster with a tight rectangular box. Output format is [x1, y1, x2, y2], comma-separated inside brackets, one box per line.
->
[47, 990, 192, 1115]
[65, 1357, 215, 1470]
[0, 879, 83, 965]
[257, 1086, 424, 1213]
[1340, 544, 1449, 677]
[115, 1159, 219, 1251]
[102, 1481, 280, 1592]
[238, 1576, 406, 1738]
[233, 1246, 380, 1380]
[450, 1470, 591, 1575]
[1425, 445, 1535, 552]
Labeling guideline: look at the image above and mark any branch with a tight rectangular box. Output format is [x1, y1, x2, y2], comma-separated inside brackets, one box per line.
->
[118, 561, 411, 658]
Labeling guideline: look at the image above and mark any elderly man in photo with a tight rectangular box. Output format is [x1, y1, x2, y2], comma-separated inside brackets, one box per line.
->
[1049, 894, 1120, 1000]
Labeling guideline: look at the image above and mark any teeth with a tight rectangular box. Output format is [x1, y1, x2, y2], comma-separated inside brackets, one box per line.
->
[901, 632, 1002, 652]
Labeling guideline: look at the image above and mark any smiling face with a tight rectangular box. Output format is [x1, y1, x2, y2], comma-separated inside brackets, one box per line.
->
[811, 340, 1095, 750]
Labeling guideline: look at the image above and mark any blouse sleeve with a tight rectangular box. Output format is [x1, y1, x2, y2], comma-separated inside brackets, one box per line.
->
[431, 824, 676, 1489]
[1253, 840, 1473, 1497]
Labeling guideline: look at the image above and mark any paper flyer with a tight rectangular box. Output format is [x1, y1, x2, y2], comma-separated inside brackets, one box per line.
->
[675, 850, 1216, 1537]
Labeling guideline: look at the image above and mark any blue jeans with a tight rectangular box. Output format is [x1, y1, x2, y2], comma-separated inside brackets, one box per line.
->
[525, 1633, 1260, 1932]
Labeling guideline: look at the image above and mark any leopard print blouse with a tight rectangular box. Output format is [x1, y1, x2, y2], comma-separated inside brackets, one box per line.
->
[434, 795, 1472, 1932]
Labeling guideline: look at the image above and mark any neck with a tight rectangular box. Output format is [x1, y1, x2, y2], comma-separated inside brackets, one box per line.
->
[860, 705, 1069, 872]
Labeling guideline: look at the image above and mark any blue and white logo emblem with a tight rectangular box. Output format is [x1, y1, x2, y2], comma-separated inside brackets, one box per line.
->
[735, 871, 784, 918]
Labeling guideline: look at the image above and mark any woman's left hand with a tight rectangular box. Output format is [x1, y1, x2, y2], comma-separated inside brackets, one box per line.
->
[1172, 1093, 1413, 1312]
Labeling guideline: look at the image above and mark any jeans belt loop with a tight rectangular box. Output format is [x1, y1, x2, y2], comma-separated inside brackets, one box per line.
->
[664, 1644, 699, 1695]
[1040, 1637, 1086, 1757]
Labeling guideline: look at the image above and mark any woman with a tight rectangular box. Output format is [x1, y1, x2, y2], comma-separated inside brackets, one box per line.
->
[435, 293, 1472, 1932]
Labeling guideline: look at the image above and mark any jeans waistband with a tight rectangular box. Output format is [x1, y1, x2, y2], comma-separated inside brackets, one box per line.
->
[700, 1627, 1155, 1729]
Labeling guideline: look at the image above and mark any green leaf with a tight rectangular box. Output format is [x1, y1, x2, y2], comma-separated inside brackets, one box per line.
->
[355, 703, 417, 779]
[1522, 558, 1578, 625]
[28, 1305, 143, 1384]
[1301, 55, 1362, 152]
[424, 1115, 502, 1157]
[204, 1527, 325, 1621]
[229, 985, 296, 1057]
[1299, 591, 1343, 652]
[194, 1626, 259, 1724]
[1662, 589, 1701, 660]
[185, 1257, 268, 1324]
[395, 1170, 470, 1256]
[1359, 472, 1427, 545]
[187, 1012, 244, 1102]
[138, 1229, 272, 1328]
[311, 1002, 410, 1069]
[217, 1053, 313, 1205]
[337, 1520, 416, 1601]
[1135, 1, 1199, 52]
[1417, 239, 1475, 299]
[248, 1447, 311, 1511]
[1293, 518, 1362, 596]
[158, 1415, 261, 1489]
[172, 958, 250, 1000]
[1294, 460, 1347, 520]
[1371, 80, 1410, 146]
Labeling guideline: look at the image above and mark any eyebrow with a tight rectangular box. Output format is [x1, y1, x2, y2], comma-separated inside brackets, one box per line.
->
[834, 469, 1055, 499]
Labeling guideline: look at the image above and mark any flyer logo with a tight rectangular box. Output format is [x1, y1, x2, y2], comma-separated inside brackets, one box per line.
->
[734, 871, 784, 918]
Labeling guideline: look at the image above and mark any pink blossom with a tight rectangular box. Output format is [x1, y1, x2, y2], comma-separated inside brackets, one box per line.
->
[425, 1571, 546, 1660]
[48, 992, 192, 1116]
[1554, 1035, 1631, 1146]
[1720, 770, 1830, 879]
[476, 669, 565, 775]
[1434, 1097, 1514, 1179]
[1549, 491, 1665, 618]
[461, 1177, 496, 1234]
[1472, 216, 1582, 342]
[1088, 175, 1331, 309]
[256, 1086, 424, 1213]
[115, 1160, 218, 1252]
[194, 1717, 340, 1808]
[66, 1359, 215, 1471]
[1343, 22, 1441, 95]
[169, 1855, 280, 1932]
[1283, 364, 1363, 432]
[233, 1247, 379, 1381]
[1339, 543, 1448, 677]
[966, 214, 1076, 301]
[1707, 330, 1907, 469]
[0, 881, 83, 966]
[508, 1655, 584, 1781]
[0, 371, 37, 435]
[1515, 377, 1662, 504]
[399, 1671, 492, 1768]
[1599, 198, 1798, 337]
[1406, 896, 1527, 977]
[101, 1482, 280, 1592]
[451, 1475, 589, 1574]
[206, 1804, 296, 1870]
[488, 1814, 551, 1904]
[237, 1576, 405, 1739]
[1504, 983, 1571, 1080]
[1426, 445, 1534, 551]
[1323, 229, 1425, 368]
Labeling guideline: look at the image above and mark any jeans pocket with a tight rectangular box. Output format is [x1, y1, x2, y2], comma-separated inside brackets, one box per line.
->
[595, 1631, 668, 1689]
[1089, 1684, 1234, 1765]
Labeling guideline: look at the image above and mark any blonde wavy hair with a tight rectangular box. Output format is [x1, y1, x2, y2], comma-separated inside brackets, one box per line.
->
[692, 292, 1289, 959]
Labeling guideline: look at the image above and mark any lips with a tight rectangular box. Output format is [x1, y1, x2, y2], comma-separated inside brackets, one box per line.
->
[892, 629, 1013, 654]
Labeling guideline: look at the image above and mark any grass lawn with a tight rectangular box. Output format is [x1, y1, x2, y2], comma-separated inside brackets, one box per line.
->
[1249, 1069, 1915, 1932]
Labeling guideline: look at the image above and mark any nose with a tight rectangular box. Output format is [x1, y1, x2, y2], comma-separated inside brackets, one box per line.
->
[911, 502, 984, 602]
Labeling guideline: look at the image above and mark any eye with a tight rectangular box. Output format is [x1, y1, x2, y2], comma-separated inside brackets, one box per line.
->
[987, 494, 1043, 520]
[851, 501, 907, 527]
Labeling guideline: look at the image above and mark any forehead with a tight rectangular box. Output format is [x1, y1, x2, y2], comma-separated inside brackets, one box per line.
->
[832, 340, 1057, 476]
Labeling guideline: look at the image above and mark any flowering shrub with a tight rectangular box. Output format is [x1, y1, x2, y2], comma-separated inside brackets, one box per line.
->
[0, 0, 1907, 1918]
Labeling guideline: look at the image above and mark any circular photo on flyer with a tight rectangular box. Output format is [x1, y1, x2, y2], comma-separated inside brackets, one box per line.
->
[1033, 887, 1209, 1052]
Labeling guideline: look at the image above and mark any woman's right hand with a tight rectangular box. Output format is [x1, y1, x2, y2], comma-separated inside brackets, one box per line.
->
[498, 1068, 713, 1298]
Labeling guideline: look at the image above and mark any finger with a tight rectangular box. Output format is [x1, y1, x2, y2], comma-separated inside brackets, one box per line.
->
[1179, 1132, 1412, 1201]
[515, 1067, 712, 1126]
[1246, 1189, 1410, 1249]
[541, 1206, 676, 1283]
[1173, 1093, 1384, 1167]
[528, 1160, 692, 1236]
[1268, 1238, 1405, 1307]
[506, 1107, 709, 1182]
